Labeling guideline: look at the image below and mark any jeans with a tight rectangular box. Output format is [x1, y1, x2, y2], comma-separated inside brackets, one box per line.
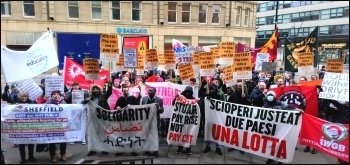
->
[205, 141, 220, 148]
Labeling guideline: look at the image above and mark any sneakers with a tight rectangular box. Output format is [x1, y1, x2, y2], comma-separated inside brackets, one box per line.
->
[304, 146, 310, 152]
[185, 149, 192, 155]
[227, 148, 235, 152]
[203, 147, 211, 153]
[216, 148, 222, 155]
[266, 159, 274, 164]
[154, 151, 159, 158]
[87, 151, 97, 156]
[239, 150, 245, 154]
[311, 148, 317, 154]
[176, 148, 182, 154]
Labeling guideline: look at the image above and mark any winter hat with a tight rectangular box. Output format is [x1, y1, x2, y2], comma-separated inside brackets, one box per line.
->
[266, 91, 276, 98]
[11, 83, 18, 89]
[51, 90, 62, 97]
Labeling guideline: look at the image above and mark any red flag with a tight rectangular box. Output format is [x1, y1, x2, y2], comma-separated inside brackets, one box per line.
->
[63, 57, 108, 90]
[145, 75, 157, 82]
[270, 86, 318, 116]
[299, 113, 349, 162]
[297, 79, 323, 87]
[237, 29, 278, 68]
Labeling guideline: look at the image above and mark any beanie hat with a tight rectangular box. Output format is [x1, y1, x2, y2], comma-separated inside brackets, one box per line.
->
[266, 91, 276, 98]
[51, 90, 62, 97]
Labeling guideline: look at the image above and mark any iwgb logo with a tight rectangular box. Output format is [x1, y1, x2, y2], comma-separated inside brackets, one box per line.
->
[320, 123, 348, 152]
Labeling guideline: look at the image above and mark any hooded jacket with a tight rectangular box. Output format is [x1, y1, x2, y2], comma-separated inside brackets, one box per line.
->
[250, 86, 265, 107]
[82, 84, 112, 110]
[172, 86, 195, 106]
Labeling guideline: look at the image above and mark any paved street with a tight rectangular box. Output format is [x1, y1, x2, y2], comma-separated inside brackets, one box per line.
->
[2, 137, 337, 164]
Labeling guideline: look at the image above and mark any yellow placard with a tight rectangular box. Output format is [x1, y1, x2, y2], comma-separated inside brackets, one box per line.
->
[223, 65, 234, 82]
[211, 47, 220, 60]
[145, 49, 158, 63]
[100, 34, 119, 54]
[297, 52, 314, 67]
[326, 59, 344, 73]
[158, 54, 165, 66]
[199, 52, 215, 69]
[233, 52, 252, 72]
[164, 50, 176, 64]
[83, 58, 100, 80]
[178, 63, 195, 81]
[219, 42, 235, 54]
[116, 54, 124, 67]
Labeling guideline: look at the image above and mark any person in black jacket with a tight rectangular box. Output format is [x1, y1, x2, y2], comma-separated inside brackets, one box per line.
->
[250, 81, 268, 107]
[2, 83, 19, 104]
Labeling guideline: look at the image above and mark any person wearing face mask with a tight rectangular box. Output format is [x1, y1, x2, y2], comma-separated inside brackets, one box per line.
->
[46, 90, 68, 163]
[82, 79, 112, 156]
[172, 86, 196, 155]
[140, 87, 164, 158]
[263, 90, 297, 164]
[203, 85, 224, 155]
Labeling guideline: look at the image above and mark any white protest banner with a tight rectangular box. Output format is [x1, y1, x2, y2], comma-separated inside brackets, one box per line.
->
[140, 82, 198, 118]
[1, 104, 86, 144]
[172, 39, 203, 63]
[86, 101, 159, 152]
[1, 31, 59, 83]
[123, 48, 137, 68]
[72, 90, 86, 104]
[204, 99, 302, 163]
[262, 62, 277, 73]
[45, 76, 64, 97]
[17, 79, 43, 101]
[319, 72, 349, 102]
[255, 53, 270, 71]
[167, 95, 200, 147]
[107, 87, 140, 110]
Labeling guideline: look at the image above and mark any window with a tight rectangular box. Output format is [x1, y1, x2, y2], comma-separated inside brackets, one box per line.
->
[267, 2, 275, 11]
[167, 2, 176, 23]
[330, 8, 343, 18]
[282, 15, 290, 23]
[329, 25, 342, 35]
[290, 28, 296, 36]
[1, 1, 11, 16]
[244, 8, 250, 26]
[198, 3, 207, 23]
[23, 1, 34, 17]
[282, 1, 291, 8]
[277, 15, 282, 23]
[68, 1, 79, 19]
[182, 3, 190, 23]
[258, 3, 266, 12]
[256, 17, 265, 25]
[344, 7, 349, 17]
[297, 28, 310, 36]
[291, 13, 299, 22]
[265, 30, 273, 38]
[300, 1, 311, 6]
[91, 1, 102, 20]
[279, 29, 289, 37]
[6, 31, 42, 45]
[110, 1, 120, 20]
[319, 26, 329, 35]
[312, 1, 321, 4]
[131, 1, 141, 21]
[292, 1, 300, 7]
[341, 24, 349, 35]
[321, 9, 330, 19]
[266, 16, 274, 25]
[310, 11, 320, 20]
[212, 5, 220, 24]
[256, 31, 264, 38]
[236, 7, 242, 26]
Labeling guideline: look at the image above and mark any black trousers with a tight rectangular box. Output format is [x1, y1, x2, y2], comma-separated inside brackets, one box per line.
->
[178, 146, 191, 151]
[49, 143, 66, 157]
[19, 144, 34, 160]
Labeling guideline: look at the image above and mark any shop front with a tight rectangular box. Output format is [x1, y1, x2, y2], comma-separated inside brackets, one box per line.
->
[319, 42, 349, 64]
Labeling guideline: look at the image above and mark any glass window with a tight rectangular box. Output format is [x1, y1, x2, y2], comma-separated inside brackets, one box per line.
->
[131, 1, 141, 21]
[283, 1, 292, 8]
[330, 8, 343, 18]
[341, 24, 349, 35]
[267, 2, 275, 11]
[212, 4, 220, 24]
[23, 1, 35, 17]
[344, 7, 349, 17]
[265, 30, 273, 38]
[182, 3, 190, 23]
[34, 32, 41, 41]
[15, 32, 24, 45]
[277, 15, 282, 23]
[236, 6, 242, 26]
[329, 25, 342, 35]
[282, 15, 290, 23]
[24, 32, 33, 45]
[6, 32, 15, 45]
[257, 17, 265, 25]
[256, 31, 264, 38]
[321, 9, 330, 19]
[279, 29, 289, 37]
[319, 26, 329, 35]
[199, 3, 207, 23]
[292, 1, 300, 7]
[258, 3, 266, 12]
[1, 1, 11, 16]
[110, 1, 120, 20]
[68, 1, 79, 19]
[290, 28, 296, 36]
[291, 13, 299, 22]
[266, 16, 274, 25]
[312, 1, 321, 4]
[310, 11, 320, 20]
[244, 8, 250, 26]
[168, 2, 177, 23]
[91, 1, 102, 20]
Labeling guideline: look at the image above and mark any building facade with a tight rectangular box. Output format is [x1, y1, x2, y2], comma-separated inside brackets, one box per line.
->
[255, 1, 349, 64]
[1, 1, 257, 53]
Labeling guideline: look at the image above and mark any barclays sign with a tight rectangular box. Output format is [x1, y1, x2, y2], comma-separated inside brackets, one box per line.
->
[116, 27, 147, 34]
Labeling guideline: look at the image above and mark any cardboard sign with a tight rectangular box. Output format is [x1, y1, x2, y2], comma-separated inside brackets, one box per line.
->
[123, 48, 137, 68]
[319, 72, 349, 102]
[45, 76, 64, 97]
[262, 62, 277, 73]
[178, 63, 195, 85]
[326, 59, 344, 73]
[233, 52, 252, 80]
[193, 51, 205, 70]
[210, 47, 220, 65]
[83, 59, 100, 80]
[255, 53, 270, 71]
[223, 65, 234, 86]
[219, 53, 234, 66]
[158, 54, 165, 69]
[298, 52, 314, 72]
[115, 54, 126, 71]
[199, 52, 215, 76]
[145, 49, 158, 70]
[72, 90, 86, 104]
[100, 34, 119, 61]
[164, 50, 176, 70]
[136, 54, 145, 75]
[17, 79, 43, 101]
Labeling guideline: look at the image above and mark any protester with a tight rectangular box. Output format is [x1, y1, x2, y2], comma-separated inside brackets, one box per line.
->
[113, 79, 121, 88]
[318, 65, 326, 79]
[140, 87, 164, 158]
[46, 90, 68, 163]
[250, 81, 267, 107]
[203, 84, 224, 155]
[2, 83, 19, 104]
[82, 79, 112, 156]
[173, 86, 196, 155]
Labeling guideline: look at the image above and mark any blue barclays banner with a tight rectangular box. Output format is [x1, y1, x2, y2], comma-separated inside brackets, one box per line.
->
[56, 33, 101, 69]
[116, 27, 147, 34]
